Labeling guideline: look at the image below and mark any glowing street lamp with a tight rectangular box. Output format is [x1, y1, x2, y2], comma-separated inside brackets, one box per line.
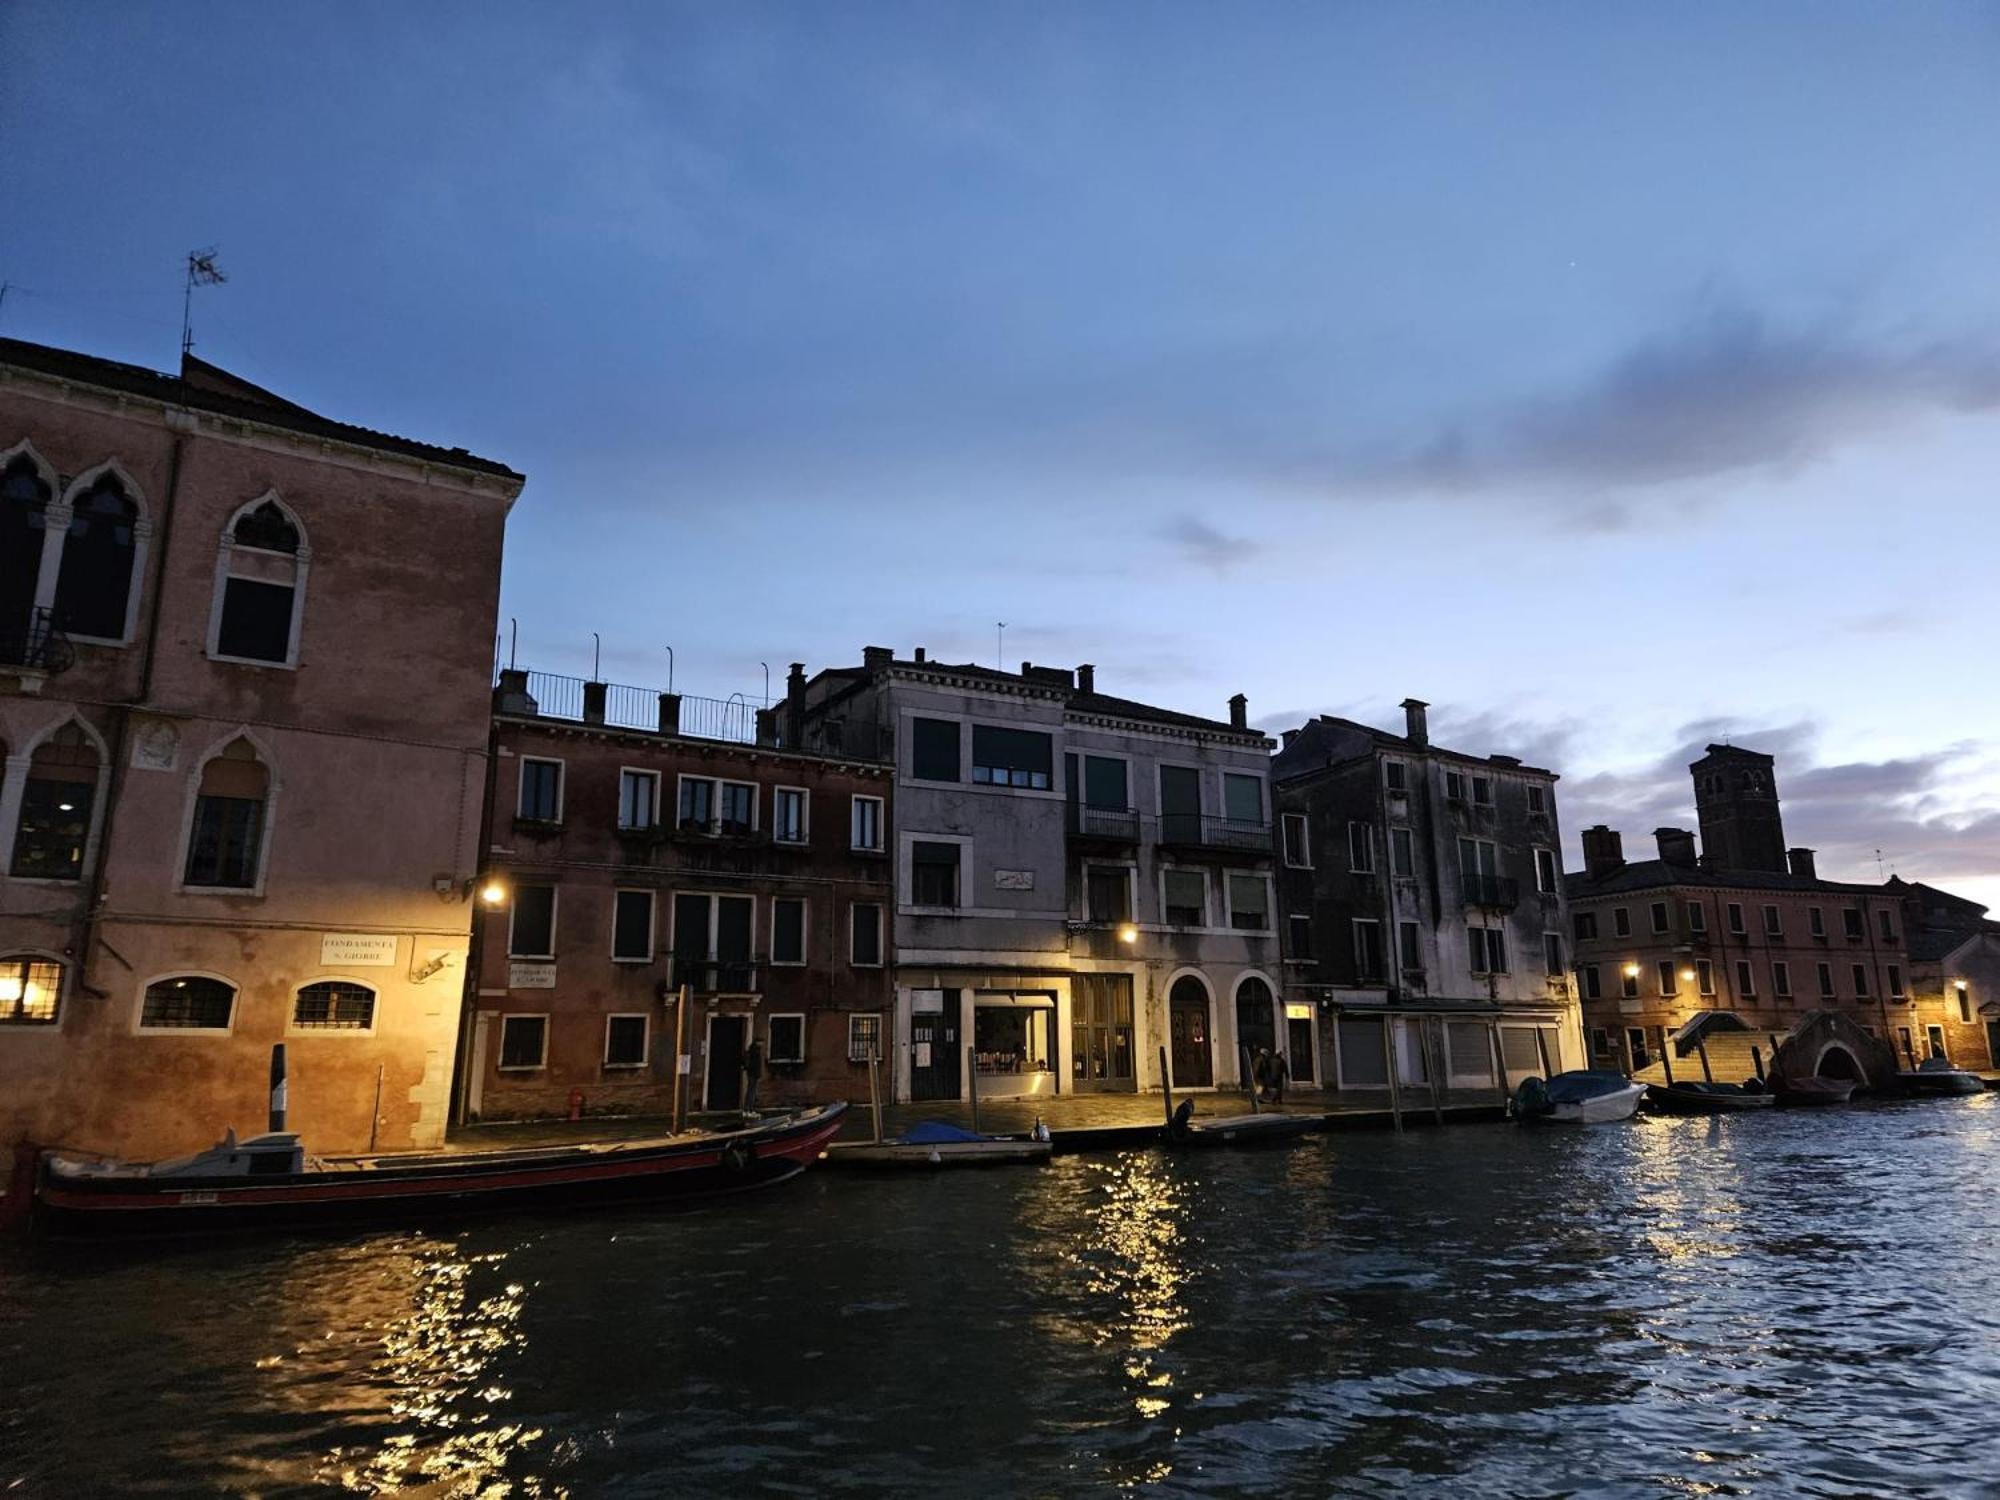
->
[480, 879, 509, 907]
[1117, 923, 1139, 946]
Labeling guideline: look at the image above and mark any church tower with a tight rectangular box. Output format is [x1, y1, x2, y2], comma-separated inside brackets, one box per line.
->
[1689, 744, 1788, 873]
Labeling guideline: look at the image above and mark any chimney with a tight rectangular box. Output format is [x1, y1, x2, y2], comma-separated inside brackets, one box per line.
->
[657, 692, 682, 736]
[1077, 663, 1095, 693]
[786, 662, 806, 748]
[861, 645, 893, 671]
[1282, 728, 1300, 749]
[913, 646, 926, 663]
[1228, 693, 1247, 730]
[582, 679, 607, 725]
[1401, 698, 1429, 747]
[1655, 827, 1698, 868]
[494, 667, 537, 717]
[1788, 847, 1817, 881]
[1581, 824, 1624, 880]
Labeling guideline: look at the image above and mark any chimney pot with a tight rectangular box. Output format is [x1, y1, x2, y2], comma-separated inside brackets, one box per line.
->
[913, 646, 925, 663]
[1655, 827, 1698, 868]
[582, 679, 608, 725]
[1282, 728, 1300, 749]
[1228, 693, 1247, 730]
[1077, 663, 1095, 693]
[1401, 697, 1430, 747]
[1788, 847, 1818, 881]
[861, 645, 892, 671]
[1581, 824, 1625, 880]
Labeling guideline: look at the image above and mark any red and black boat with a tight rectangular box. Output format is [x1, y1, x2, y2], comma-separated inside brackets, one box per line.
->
[30, 1045, 846, 1237]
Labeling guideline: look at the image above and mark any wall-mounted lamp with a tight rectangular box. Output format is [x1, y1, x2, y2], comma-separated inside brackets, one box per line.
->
[1117, 923, 1139, 946]
[1623, 962, 1642, 979]
[479, 878, 509, 907]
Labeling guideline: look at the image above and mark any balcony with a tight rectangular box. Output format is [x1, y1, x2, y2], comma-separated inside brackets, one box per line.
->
[1462, 874, 1520, 910]
[0, 608, 75, 681]
[670, 815, 763, 844]
[668, 955, 760, 994]
[1156, 813, 1274, 858]
[1066, 802, 1141, 846]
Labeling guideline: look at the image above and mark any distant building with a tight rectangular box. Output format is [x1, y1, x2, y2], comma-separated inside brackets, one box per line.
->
[0, 337, 521, 1155]
[790, 649, 1279, 1103]
[464, 666, 894, 1120]
[1272, 700, 1581, 1099]
[1567, 746, 1917, 1072]
[1892, 878, 2000, 1069]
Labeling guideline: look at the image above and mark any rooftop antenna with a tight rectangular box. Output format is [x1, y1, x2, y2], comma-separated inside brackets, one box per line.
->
[181, 248, 226, 363]
[996, 621, 1007, 669]
[1875, 848, 1886, 879]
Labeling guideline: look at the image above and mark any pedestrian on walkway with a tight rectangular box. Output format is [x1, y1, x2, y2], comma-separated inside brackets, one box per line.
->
[1269, 1048, 1289, 1105]
[1252, 1046, 1271, 1102]
[742, 1035, 764, 1112]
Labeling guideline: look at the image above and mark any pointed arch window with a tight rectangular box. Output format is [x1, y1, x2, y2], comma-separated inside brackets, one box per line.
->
[53, 470, 140, 641]
[184, 738, 270, 889]
[10, 724, 100, 879]
[0, 453, 53, 639]
[212, 498, 307, 666]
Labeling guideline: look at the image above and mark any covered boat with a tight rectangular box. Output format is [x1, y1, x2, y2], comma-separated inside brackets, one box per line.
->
[825, 1119, 1052, 1168]
[1514, 1071, 1645, 1124]
[1774, 1075, 1858, 1107]
[34, 1103, 848, 1237]
[1164, 1099, 1324, 1147]
[1899, 1056, 1987, 1097]
[1645, 1080, 1775, 1115]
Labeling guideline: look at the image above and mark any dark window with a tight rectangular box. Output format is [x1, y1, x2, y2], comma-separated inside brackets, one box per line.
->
[1086, 865, 1130, 923]
[604, 1015, 648, 1067]
[1613, 907, 1631, 937]
[1727, 903, 1746, 935]
[216, 577, 296, 663]
[718, 782, 755, 835]
[1809, 906, 1825, 936]
[1527, 785, 1546, 814]
[772, 897, 806, 964]
[1574, 910, 1598, 940]
[1281, 813, 1310, 866]
[1877, 910, 1896, 942]
[1469, 928, 1506, 973]
[1288, 913, 1314, 962]
[1390, 827, 1415, 878]
[851, 903, 883, 965]
[52, 472, 138, 640]
[1385, 761, 1408, 794]
[1763, 904, 1783, 936]
[293, 981, 375, 1030]
[0, 454, 52, 629]
[1471, 777, 1493, 806]
[1445, 771, 1466, 800]
[10, 724, 98, 879]
[678, 776, 714, 830]
[768, 1013, 805, 1064]
[1843, 908, 1865, 940]
[850, 796, 883, 850]
[1545, 934, 1565, 976]
[1698, 960, 1715, 995]
[1082, 755, 1128, 810]
[1817, 962, 1835, 997]
[140, 975, 234, 1030]
[519, 760, 562, 822]
[972, 724, 1052, 789]
[1353, 920, 1384, 980]
[1348, 822, 1374, 872]
[1222, 773, 1263, 824]
[1852, 964, 1870, 998]
[1578, 964, 1601, 999]
[184, 740, 267, 889]
[618, 771, 659, 831]
[1650, 902, 1669, 934]
[234, 500, 301, 553]
[1226, 874, 1269, 931]
[1686, 901, 1706, 932]
[1536, 849, 1559, 893]
[911, 841, 960, 907]
[1773, 962, 1792, 997]
[772, 787, 807, 843]
[0, 955, 61, 1025]
[499, 1014, 546, 1069]
[1159, 764, 1202, 839]
[1397, 920, 1422, 971]
[1658, 960, 1679, 997]
[1890, 964, 1905, 998]
[612, 890, 653, 960]
[1735, 960, 1756, 997]
[1164, 870, 1205, 926]
[510, 885, 556, 957]
[911, 718, 961, 781]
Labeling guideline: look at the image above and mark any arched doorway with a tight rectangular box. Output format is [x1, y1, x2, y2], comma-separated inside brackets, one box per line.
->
[1169, 975, 1213, 1087]
[1235, 976, 1276, 1060]
[1816, 1044, 1862, 1082]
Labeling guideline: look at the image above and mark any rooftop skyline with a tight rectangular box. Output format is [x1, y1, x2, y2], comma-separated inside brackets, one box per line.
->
[6, 1, 1996, 905]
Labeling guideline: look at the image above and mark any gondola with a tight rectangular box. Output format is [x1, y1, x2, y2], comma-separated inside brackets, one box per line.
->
[1644, 1080, 1775, 1115]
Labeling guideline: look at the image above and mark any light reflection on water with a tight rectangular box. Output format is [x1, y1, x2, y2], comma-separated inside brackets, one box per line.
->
[3, 1098, 1999, 1496]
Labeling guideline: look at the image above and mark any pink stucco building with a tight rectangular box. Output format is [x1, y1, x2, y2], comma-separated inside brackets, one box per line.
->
[0, 338, 521, 1156]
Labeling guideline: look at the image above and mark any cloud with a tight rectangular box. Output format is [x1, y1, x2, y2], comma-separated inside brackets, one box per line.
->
[1158, 514, 1260, 574]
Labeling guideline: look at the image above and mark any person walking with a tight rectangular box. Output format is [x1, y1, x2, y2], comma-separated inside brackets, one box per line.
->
[742, 1034, 765, 1113]
[1269, 1048, 1290, 1105]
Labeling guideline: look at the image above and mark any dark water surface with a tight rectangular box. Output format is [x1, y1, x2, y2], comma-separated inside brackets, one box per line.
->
[5, 1099, 2000, 1497]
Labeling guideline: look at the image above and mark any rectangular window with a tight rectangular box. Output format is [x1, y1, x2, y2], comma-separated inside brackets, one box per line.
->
[1398, 920, 1422, 971]
[1697, 959, 1715, 996]
[1352, 919, 1384, 980]
[717, 781, 755, 835]
[1843, 908, 1865, 940]
[617, 770, 658, 831]
[1390, 827, 1415, 878]
[1288, 913, 1315, 961]
[1817, 962, 1835, 998]
[1809, 906, 1826, 937]
[848, 1011, 883, 1062]
[1735, 960, 1757, 998]
[1658, 960, 1679, 997]
[850, 795, 884, 851]
[1889, 964, 1905, 998]
[604, 1014, 648, 1068]
[911, 841, 961, 908]
[1573, 910, 1598, 940]
[1385, 761, 1408, 794]
[1649, 901, 1670, 935]
[0, 956, 62, 1025]
[1762, 904, 1783, 937]
[1578, 963, 1601, 999]
[518, 758, 562, 822]
[1926, 1023, 1946, 1060]
[1281, 813, 1310, 868]
[612, 889, 653, 961]
[1535, 848, 1559, 894]
[1852, 964, 1871, 998]
[509, 885, 556, 959]
[292, 981, 374, 1031]
[1080, 754, 1130, 810]
[770, 897, 806, 965]
[971, 724, 1051, 789]
[1613, 907, 1632, 938]
[1621, 966, 1639, 999]
[772, 787, 808, 844]
[678, 776, 715, 832]
[499, 1014, 547, 1070]
[1772, 961, 1792, 997]
[912, 717, 961, 781]
[1686, 901, 1706, 933]
[850, 903, 883, 966]
[1877, 910, 1896, 942]
[216, 577, 295, 663]
[1222, 772, 1264, 824]
[184, 793, 264, 888]
[1347, 822, 1374, 873]
[768, 1012, 806, 1065]
[1086, 864, 1132, 924]
[1468, 927, 1507, 973]
[1727, 903, 1746, 935]
[1544, 933, 1565, 977]
[1158, 764, 1203, 840]
[1163, 869, 1206, 927]
[1527, 785, 1546, 814]
[1445, 770, 1467, 801]
[1471, 777, 1494, 806]
[1226, 873, 1270, 932]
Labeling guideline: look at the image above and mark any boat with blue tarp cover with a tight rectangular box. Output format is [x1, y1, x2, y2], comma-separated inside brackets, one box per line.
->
[1514, 1070, 1646, 1124]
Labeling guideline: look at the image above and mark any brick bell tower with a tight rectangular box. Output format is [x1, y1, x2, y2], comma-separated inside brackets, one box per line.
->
[1689, 744, 1788, 874]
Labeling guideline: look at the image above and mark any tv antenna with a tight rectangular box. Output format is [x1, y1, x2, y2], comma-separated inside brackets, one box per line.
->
[996, 621, 1007, 669]
[181, 248, 226, 361]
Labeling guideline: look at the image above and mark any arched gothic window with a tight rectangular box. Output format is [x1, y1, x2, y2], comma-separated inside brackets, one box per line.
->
[10, 723, 100, 879]
[53, 470, 140, 641]
[212, 498, 307, 666]
[184, 737, 270, 889]
[0, 453, 52, 642]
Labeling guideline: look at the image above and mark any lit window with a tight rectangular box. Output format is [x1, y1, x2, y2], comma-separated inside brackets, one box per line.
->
[10, 724, 99, 879]
[0, 955, 61, 1025]
[293, 981, 375, 1030]
[848, 1012, 883, 1061]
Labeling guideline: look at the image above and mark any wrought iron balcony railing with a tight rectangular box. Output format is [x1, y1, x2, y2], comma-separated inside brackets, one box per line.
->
[667, 955, 760, 994]
[1156, 813, 1274, 854]
[1066, 803, 1142, 843]
[0, 608, 74, 676]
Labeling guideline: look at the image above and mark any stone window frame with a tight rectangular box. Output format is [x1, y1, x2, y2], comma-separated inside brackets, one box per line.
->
[288, 976, 380, 1037]
[767, 1010, 807, 1065]
[204, 490, 311, 671]
[610, 888, 655, 963]
[172, 726, 281, 899]
[1, 444, 153, 652]
[497, 1012, 550, 1071]
[1, 713, 113, 887]
[768, 895, 809, 967]
[0, 949, 66, 1028]
[602, 1012, 650, 1070]
[133, 970, 239, 1036]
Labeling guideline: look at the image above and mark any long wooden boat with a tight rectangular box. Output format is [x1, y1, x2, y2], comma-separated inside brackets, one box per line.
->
[1645, 1081, 1776, 1115]
[34, 1102, 847, 1238]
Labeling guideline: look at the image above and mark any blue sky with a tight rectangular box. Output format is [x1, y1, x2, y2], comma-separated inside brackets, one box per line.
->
[6, 2, 1999, 903]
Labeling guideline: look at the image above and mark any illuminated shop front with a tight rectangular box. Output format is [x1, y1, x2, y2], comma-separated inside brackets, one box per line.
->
[972, 991, 1058, 1098]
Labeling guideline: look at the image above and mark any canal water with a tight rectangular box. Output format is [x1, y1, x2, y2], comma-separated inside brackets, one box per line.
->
[4, 1099, 1999, 1497]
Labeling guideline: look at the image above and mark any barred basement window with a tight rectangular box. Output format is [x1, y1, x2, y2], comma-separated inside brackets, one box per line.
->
[141, 975, 235, 1031]
[848, 1011, 883, 1062]
[294, 981, 376, 1030]
[0, 955, 61, 1025]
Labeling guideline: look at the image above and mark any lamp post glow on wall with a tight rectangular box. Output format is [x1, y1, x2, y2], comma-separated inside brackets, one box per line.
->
[1117, 923, 1138, 946]
[480, 879, 508, 907]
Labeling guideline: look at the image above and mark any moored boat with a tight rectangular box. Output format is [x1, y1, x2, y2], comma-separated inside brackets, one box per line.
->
[1514, 1071, 1645, 1124]
[34, 1103, 848, 1237]
[1645, 1080, 1775, 1115]
[1165, 1099, 1324, 1147]
[825, 1119, 1052, 1167]
[1774, 1076, 1858, 1107]
[1898, 1057, 1987, 1097]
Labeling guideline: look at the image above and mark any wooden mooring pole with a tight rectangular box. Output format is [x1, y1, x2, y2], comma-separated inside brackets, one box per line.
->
[1383, 1018, 1404, 1133]
[1160, 1045, 1175, 1128]
[1424, 1018, 1445, 1126]
[967, 1044, 980, 1134]
[1242, 1044, 1260, 1113]
[867, 1047, 883, 1144]
[672, 983, 691, 1133]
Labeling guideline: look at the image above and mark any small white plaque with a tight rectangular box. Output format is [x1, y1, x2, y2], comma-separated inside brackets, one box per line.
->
[994, 869, 1035, 891]
[321, 933, 399, 968]
[914, 1042, 933, 1068]
[509, 961, 557, 989]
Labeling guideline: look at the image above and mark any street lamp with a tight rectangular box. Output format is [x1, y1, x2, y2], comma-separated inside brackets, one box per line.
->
[1117, 923, 1138, 946]
[480, 879, 508, 907]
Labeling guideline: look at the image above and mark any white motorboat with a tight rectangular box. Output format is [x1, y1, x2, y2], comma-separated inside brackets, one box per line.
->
[1515, 1070, 1646, 1124]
